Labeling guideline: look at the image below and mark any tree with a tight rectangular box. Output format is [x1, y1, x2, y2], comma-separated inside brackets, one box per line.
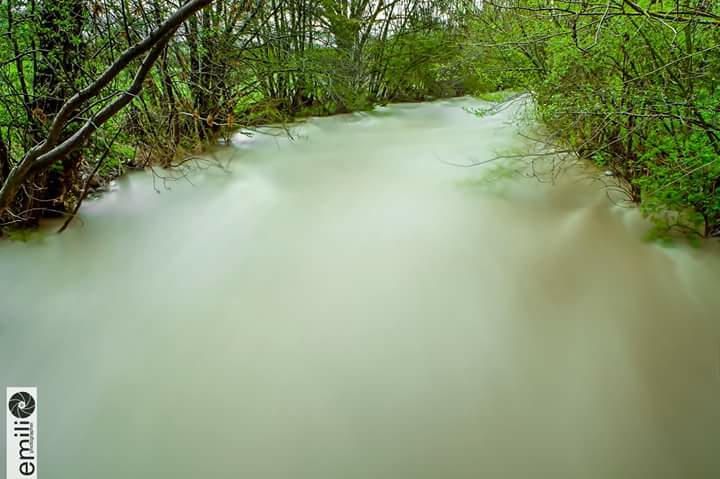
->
[0, 0, 214, 227]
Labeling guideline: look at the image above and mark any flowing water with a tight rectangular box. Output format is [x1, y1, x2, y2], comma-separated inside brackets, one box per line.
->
[1, 98, 720, 478]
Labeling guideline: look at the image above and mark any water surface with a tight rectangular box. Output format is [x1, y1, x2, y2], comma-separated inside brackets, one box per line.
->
[1, 98, 719, 478]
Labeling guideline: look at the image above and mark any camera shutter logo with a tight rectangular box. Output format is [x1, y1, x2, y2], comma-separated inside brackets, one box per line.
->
[8, 392, 35, 419]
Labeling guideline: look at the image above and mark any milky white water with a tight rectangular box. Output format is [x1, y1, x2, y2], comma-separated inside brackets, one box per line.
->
[1, 98, 720, 478]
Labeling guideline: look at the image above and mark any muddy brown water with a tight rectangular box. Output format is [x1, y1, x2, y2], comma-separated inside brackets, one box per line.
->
[1, 98, 719, 478]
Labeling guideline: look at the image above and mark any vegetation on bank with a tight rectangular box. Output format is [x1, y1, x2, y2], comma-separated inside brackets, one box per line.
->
[470, 1, 720, 238]
[0, 1, 481, 234]
[1, 1, 719, 239]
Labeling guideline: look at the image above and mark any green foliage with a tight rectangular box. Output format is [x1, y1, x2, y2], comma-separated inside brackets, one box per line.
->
[466, 1, 720, 238]
[474, 90, 521, 103]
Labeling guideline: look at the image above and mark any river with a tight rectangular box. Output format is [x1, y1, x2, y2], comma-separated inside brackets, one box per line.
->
[1, 97, 719, 478]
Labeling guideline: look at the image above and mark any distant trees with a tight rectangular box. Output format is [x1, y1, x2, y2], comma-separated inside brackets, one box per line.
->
[249, 0, 477, 113]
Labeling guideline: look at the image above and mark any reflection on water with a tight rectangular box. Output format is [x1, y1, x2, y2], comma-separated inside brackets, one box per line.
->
[1, 98, 719, 478]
